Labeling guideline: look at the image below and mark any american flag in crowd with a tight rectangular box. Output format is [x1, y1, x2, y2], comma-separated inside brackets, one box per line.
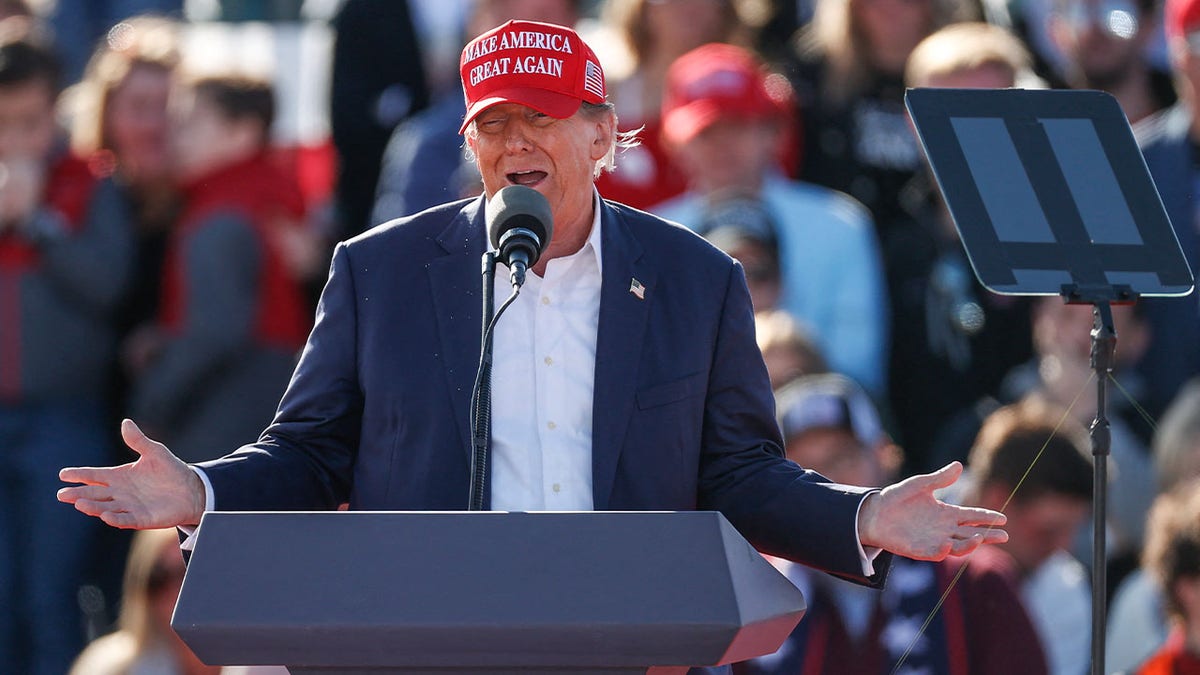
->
[584, 60, 604, 98]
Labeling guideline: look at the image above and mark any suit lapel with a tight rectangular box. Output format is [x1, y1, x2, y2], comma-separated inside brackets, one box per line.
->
[426, 198, 487, 467]
[591, 202, 655, 510]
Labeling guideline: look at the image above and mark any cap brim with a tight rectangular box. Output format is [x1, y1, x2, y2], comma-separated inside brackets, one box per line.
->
[662, 101, 727, 146]
[459, 87, 584, 134]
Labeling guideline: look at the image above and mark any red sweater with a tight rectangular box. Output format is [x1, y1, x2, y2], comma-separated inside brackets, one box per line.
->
[159, 153, 310, 350]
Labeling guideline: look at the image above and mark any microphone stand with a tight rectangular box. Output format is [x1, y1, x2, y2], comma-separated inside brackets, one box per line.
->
[469, 252, 498, 511]
[1062, 284, 1133, 675]
[1088, 301, 1116, 675]
[468, 252, 523, 511]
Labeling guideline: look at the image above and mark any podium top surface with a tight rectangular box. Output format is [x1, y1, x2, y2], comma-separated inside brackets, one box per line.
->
[905, 87, 1193, 300]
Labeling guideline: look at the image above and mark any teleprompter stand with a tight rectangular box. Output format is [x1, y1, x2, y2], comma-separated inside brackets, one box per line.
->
[906, 87, 1194, 675]
[172, 511, 806, 674]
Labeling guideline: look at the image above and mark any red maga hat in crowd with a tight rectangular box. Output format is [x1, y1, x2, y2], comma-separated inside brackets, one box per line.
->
[458, 20, 606, 134]
[1167, 0, 1200, 39]
[661, 42, 794, 146]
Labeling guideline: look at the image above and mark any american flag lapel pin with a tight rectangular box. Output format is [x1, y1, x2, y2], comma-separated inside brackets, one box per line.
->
[629, 278, 645, 300]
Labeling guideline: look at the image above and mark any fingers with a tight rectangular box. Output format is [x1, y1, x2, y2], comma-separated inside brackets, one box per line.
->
[951, 505, 1007, 528]
[58, 466, 114, 486]
[899, 461, 964, 495]
[72, 498, 120, 518]
[57, 484, 113, 504]
[120, 418, 166, 458]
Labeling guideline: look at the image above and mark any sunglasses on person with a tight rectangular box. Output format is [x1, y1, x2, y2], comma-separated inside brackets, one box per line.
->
[1061, 0, 1139, 40]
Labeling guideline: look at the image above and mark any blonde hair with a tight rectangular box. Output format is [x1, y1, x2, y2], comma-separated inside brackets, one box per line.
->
[799, 0, 976, 106]
[754, 309, 828, 374]
[66, 14, 179, 157]
[68, 528, 183, 675]
[605, 0, 749, 65]
[905, 21, 1032, 89]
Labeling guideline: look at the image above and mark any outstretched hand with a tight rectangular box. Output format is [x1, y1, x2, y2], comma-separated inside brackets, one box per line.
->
[858, 462, 1007, 560]
[58, 419, 206, 529]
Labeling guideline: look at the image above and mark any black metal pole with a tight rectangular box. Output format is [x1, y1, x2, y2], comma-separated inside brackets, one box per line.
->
[1089, 301, 1116, 675]
[468, 252, 497, 511]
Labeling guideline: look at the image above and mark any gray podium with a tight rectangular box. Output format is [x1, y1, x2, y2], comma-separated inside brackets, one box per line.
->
[171, 511, 806, 675]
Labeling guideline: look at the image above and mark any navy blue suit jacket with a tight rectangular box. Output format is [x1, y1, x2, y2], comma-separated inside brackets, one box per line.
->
[198, 196, 889, 585]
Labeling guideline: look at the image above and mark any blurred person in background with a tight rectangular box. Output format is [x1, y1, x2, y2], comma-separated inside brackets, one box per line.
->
[697, 197, 783, 313]
[737, 374, 1047, 675]
[754, 309, 828, 390]
[783, 0, 976, 223]
[62, 12, 182, 635]
[329, 0, 428, 236]
[653, 42, 887, 397]
[1108, 379, 1200, 672]
[1131, 0, 1200, 428]
[1133, 481, 1200, 674]
[959, 399, 1095, 675]
[67, 14, 181, 387]
[0, 17, 134, 675]
[1048, 0, 1175, 124]
[124, 75, 310, 463]
[594, 0, 755, 209]
[68, 528, 215, 675]
[886, 21, 1037, 477]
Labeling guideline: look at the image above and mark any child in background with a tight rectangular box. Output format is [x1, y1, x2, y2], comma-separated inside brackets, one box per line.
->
[126, 75, 311, 462]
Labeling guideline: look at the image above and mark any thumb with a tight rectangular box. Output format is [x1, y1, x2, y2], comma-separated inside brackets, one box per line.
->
[121, 419, 166, 459]
[914, 461, 963, 491]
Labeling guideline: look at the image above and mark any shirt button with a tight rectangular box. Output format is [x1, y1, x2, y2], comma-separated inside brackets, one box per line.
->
[547, 421, 557, 430]
[552, 483, 561, 493]
[541, 296, 550, 305]
[544, 356, 553, 366]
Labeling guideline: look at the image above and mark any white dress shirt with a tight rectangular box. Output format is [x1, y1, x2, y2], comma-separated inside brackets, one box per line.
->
[489, 192, 603, 512]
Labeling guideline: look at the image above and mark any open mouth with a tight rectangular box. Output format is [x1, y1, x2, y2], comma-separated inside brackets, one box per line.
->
[506, 170, 547, 187]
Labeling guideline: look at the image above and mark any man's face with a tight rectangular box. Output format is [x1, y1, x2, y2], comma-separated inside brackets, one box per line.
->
[785, 428, 878, 486]
[1001, 492, 1091, 573]
[170, 89, 231, 181]
[467, 102, 610, 244]
[671, 119, 778, 195]
[1053, 0, 1144, 87]
[0, 79, 57, 161]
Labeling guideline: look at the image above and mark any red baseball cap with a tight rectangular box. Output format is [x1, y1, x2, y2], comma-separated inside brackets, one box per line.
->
[661, 43, 794, 146]
[1167, 0, 1200, 39]
[458, 20, 606, 134]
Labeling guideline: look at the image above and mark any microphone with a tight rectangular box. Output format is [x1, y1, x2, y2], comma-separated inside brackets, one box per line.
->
[486, 185, 553, 289]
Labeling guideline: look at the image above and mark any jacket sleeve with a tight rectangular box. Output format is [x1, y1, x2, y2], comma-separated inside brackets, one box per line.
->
[697, 259, 891, 587]
[196, 242, 362, 511]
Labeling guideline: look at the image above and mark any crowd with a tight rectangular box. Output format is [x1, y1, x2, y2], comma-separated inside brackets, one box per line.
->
[2, 0, 1200, 673]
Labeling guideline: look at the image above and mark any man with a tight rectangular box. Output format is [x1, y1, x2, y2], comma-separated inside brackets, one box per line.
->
[1048, 0, 1175, 124]
[60, 19, 1003, 624]
[738, 374, 1048, 675]
[960, 400, 1095, 675]
[652, 42, 887, 397]
[885, 21, 1038, 476]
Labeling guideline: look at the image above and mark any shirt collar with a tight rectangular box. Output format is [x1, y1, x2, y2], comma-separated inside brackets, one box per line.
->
[484, 189, 603, 274]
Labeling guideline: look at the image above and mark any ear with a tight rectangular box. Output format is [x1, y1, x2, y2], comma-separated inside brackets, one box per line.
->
[588, 112, 615, 162]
